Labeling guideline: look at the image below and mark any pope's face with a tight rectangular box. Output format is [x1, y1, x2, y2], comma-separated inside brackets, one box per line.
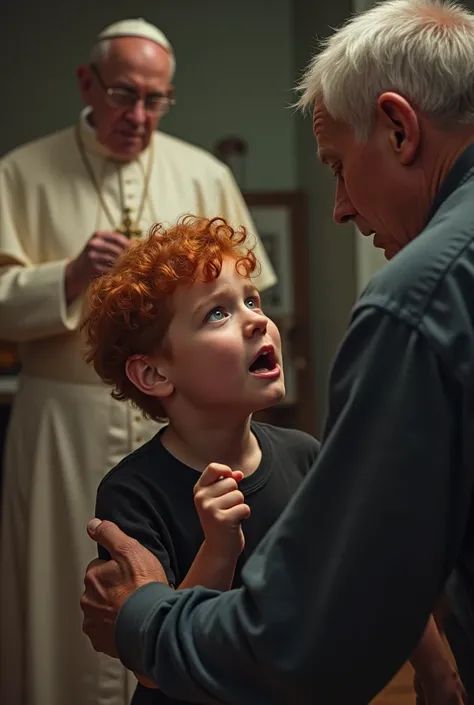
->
[77, 37, 173, 160]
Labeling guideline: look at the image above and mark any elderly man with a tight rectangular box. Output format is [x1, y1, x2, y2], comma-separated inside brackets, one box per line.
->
[0, 17, 274, 705]
[81, 1, 474, 703]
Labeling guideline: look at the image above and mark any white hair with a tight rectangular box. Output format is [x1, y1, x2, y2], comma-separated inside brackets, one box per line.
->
[295, 0, 474, 141]
[90, 37, 176, 80]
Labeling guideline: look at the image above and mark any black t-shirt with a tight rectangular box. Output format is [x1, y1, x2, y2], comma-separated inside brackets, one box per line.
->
[96, 421, 320, 705]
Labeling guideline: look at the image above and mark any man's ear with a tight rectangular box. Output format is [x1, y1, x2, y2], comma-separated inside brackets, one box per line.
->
[76, 65, 94, 104]
[377, 92, 420, 166]
[125, 355, 174, 400]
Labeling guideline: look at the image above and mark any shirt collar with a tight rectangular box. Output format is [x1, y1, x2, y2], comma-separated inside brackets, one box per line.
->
[428, 142, 474, 223]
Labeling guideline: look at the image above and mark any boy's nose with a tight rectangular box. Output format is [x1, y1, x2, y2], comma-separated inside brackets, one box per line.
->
[244, 311, 268, 337]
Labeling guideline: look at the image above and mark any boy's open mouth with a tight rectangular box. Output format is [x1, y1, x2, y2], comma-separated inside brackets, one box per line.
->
[249, 346, 277, 374]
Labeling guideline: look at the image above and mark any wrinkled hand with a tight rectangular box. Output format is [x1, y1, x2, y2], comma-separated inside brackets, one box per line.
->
[65, 231, 130, 303]
[80, 519, 168, 661]
[414, 669, 468, 705]
[193, 463, 251, 555]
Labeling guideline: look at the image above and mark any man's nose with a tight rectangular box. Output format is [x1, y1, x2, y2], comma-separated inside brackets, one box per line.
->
[333, 181, 357, 225]
[126, 100, 146, 125]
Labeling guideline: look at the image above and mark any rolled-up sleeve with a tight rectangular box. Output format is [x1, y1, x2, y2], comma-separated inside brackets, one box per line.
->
[116, 305, 468, 705]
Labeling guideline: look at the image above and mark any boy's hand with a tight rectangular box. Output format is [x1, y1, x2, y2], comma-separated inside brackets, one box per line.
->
[193, 463, 251, 556]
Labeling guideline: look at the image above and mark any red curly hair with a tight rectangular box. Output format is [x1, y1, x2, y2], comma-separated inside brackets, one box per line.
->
[82, 215, 258, 421]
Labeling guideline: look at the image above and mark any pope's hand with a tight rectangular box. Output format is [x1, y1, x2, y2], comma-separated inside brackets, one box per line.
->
[65, 231, 130, 303]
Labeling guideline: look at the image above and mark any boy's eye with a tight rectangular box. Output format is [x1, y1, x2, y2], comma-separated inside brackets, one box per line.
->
[245, 296, 260, 309]
[206, 307, 227, 323]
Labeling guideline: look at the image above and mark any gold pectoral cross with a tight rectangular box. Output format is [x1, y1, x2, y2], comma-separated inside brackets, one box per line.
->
[118, 208, 142, 239]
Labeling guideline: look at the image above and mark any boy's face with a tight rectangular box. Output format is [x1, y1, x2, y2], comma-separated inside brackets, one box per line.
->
[161, 257, 285, 417]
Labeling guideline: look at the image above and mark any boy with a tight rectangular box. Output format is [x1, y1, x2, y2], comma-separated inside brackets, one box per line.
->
[82, 215, 320, 704]
[82, 215, 464, 705]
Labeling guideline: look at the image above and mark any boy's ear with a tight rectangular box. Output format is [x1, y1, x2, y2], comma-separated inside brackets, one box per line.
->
[125, 355, 174, 399]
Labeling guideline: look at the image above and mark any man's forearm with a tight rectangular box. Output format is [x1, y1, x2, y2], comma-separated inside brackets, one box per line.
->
[116, 577, 304, 705]
[116, 582, 231, 704]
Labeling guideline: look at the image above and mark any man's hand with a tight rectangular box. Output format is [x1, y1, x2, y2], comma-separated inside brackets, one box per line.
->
[135, 673, 159, 689]
[193, 463, 251, 556]
[413, 668, 468, 705]
[410, 614, 468, 705]
[80, 519, 167, 660]
[65, 231, 130, 304]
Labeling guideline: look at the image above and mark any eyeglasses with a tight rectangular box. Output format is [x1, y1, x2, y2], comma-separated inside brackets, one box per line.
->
[90, 64, 176, 116]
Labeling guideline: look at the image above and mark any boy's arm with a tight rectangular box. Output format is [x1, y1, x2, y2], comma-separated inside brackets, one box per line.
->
[178, 541, 238, 591]
[96, 462, 249, 690]
[410, 615, 466, 704]
[95, 474, 179, 691]
[179, 463, 251, 592]
[95, 475, 178, 583]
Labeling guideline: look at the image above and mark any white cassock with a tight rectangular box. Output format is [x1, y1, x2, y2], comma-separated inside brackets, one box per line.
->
[0, 108, 276, 705]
